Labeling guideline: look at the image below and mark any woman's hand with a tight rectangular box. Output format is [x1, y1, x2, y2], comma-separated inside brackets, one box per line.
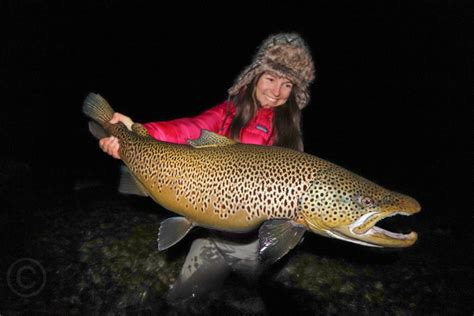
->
[98, 112, 135, 159]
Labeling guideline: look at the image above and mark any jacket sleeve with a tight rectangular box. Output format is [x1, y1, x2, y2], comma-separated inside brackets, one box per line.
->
[142, 102, 229, 144]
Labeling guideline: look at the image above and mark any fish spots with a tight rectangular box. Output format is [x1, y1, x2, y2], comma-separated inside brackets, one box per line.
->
[298, 166, 404, 228]
[122, 134, 383, 227]
[149, 144, 325, 218]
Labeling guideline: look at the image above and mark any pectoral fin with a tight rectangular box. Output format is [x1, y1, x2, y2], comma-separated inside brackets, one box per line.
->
[258, 220, 306, 265]
[158, 217, 194, 251]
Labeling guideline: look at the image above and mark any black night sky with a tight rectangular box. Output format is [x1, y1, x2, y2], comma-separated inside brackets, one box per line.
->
[1, 0, 472, 314]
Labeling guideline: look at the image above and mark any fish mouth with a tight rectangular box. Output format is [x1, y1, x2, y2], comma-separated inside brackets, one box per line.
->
[329, 209, 420, 248]
[357, 211, 418, 246]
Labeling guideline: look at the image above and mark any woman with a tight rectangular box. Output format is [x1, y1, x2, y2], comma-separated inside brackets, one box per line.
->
[98, 33, 316, 299]
[99, 32, 315, 157]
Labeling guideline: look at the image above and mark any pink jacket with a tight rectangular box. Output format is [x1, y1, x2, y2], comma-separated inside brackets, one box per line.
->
[143, 101, 275, 146]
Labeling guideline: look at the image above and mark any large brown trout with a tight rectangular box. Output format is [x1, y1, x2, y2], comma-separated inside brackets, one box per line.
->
[83, 93, 421, 264]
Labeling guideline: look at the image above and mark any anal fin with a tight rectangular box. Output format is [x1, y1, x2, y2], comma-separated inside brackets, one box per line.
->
[118, 165, 149, 196]
[158, 217, 194, 251]
[258, 220, 306, 265]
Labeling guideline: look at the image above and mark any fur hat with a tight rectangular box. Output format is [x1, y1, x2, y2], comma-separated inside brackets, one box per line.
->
[228, 32, 315, 109]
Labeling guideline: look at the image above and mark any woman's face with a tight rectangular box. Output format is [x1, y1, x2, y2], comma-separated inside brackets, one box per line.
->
[255, 72, 293, 108]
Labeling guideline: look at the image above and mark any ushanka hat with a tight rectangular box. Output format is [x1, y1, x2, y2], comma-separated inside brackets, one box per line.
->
[228, 32, 315, 109]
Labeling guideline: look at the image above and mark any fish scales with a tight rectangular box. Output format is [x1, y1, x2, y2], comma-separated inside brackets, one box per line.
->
[118, 130, 329, 232]
[83, 93, 420, 263]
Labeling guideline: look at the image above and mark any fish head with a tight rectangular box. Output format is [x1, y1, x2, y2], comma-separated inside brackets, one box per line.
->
[299, 167, 421, 248]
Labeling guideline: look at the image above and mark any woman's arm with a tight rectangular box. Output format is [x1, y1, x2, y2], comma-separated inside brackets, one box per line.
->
[99, 102, 231, 159]
[143, 102, 229, 144]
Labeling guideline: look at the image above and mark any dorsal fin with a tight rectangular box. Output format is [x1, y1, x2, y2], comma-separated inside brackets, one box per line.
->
[187, 130, 237, 148]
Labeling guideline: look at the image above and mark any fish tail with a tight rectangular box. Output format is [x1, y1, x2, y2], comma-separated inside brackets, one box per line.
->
[82, 93, 115, 125]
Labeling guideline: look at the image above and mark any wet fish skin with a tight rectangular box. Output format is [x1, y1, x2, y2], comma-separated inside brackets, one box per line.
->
[83, 93, 421, 264]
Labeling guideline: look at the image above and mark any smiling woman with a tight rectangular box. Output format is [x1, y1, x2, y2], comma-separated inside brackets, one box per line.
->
[255, 72, 294, 108]
[98, 32, 316, 158]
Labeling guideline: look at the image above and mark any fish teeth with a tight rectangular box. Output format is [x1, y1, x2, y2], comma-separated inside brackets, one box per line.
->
[348, 212, 377, 234]
[350, 211, 413, 236]
[370, 227, 417, 240]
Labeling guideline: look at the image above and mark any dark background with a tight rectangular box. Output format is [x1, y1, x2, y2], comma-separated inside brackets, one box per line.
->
[1, 0, 473, 313]
[2, 1, 471, 234]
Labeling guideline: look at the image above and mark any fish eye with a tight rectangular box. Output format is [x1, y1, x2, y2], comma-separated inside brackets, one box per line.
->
[355, 195, 375, 208]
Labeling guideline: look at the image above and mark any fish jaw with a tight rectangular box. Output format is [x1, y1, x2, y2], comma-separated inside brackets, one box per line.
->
[333, 211, 418, 248]
[304, 201, 421, 248]
[299, 167, 422, 248]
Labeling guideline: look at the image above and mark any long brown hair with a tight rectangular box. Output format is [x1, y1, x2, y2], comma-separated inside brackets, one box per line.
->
[229, 74, 304, 152]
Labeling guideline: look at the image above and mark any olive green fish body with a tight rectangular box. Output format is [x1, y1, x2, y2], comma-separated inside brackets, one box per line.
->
[83, 93, 421, 263]
[122, 138, 329, 232]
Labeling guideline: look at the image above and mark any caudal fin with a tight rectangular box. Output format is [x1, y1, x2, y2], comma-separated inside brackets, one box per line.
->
[82, 93, 115, 125]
